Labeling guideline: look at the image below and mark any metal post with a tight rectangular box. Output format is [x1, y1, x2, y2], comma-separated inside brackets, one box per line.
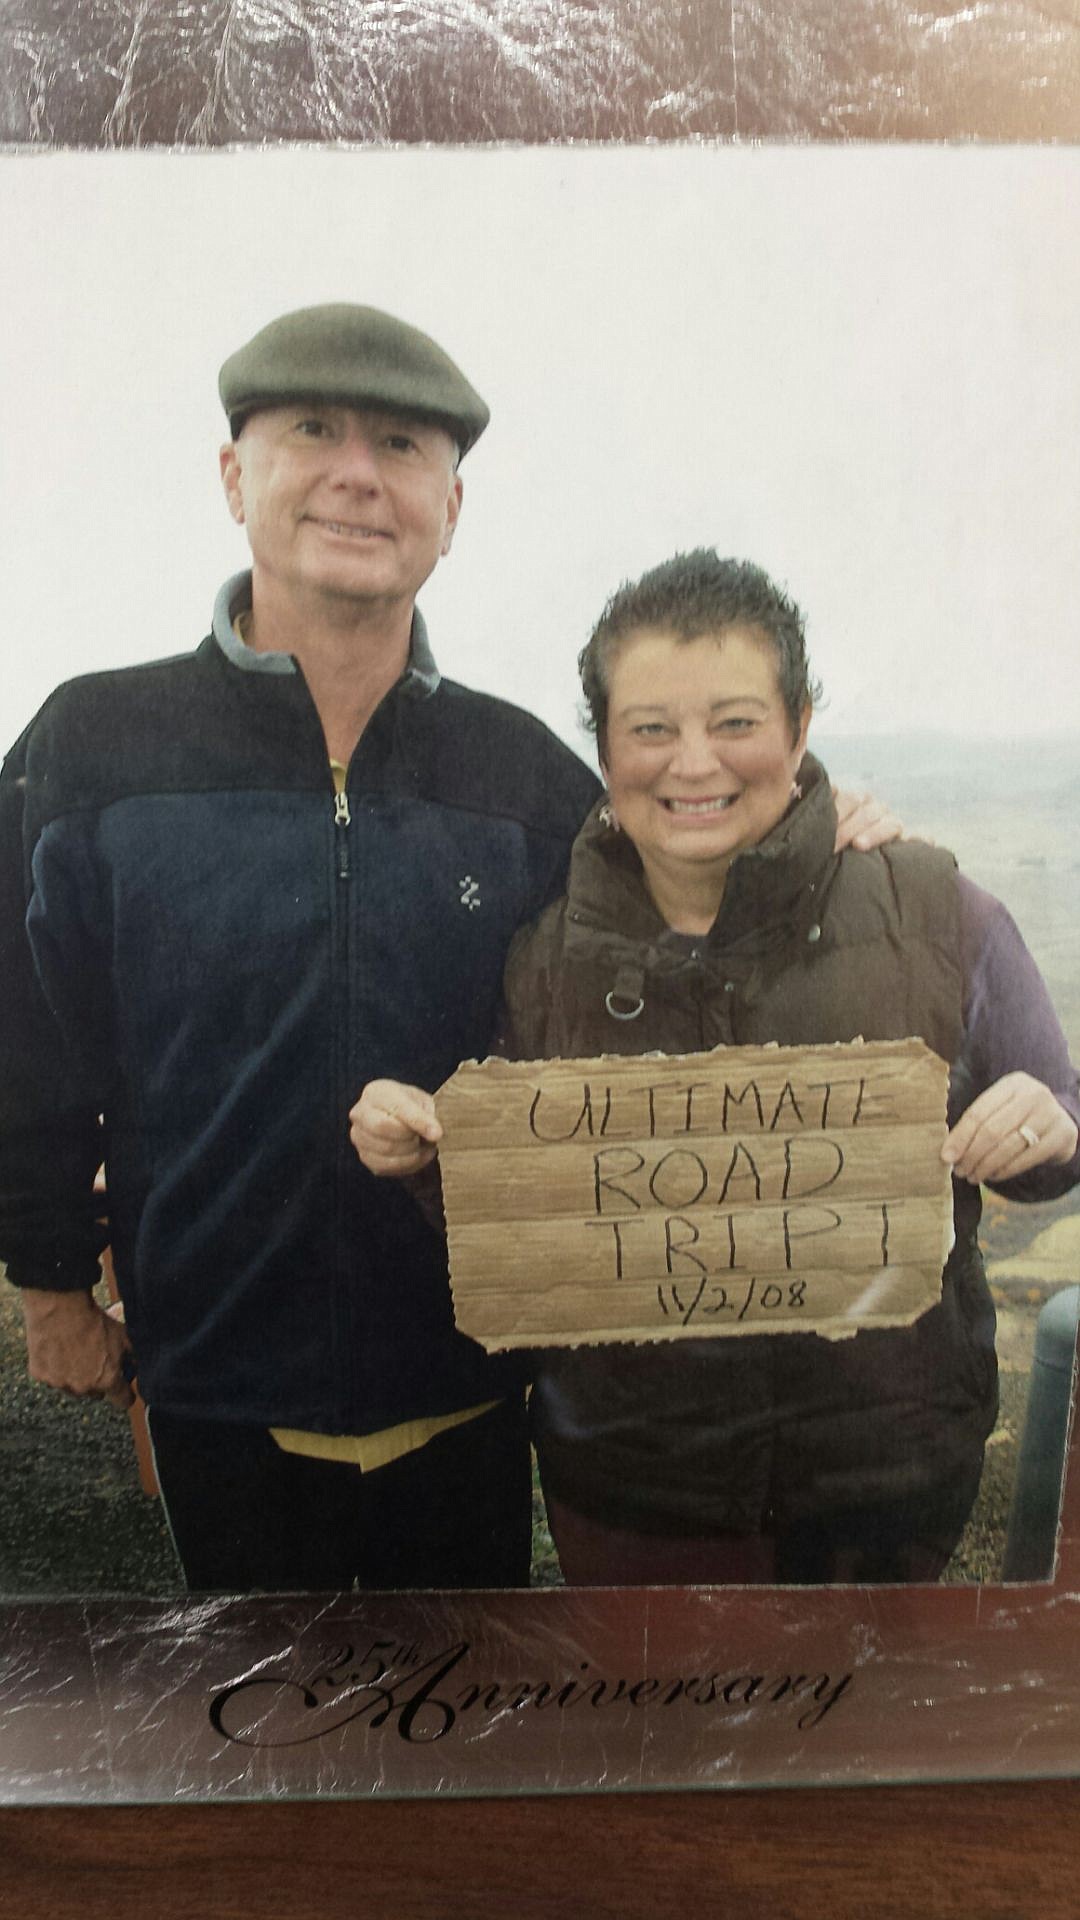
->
[1002, 1285, 1079, 1583]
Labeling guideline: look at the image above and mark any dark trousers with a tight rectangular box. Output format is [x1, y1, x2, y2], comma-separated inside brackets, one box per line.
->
[147, 1397, 532, 1594]
[544, 1474, 979, 1587]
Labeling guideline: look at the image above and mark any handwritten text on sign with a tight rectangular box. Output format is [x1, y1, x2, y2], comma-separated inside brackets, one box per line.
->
[436, 1040, 953, 1351]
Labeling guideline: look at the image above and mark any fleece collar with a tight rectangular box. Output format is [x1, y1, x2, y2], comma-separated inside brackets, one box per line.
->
[210, 570, 441, 698]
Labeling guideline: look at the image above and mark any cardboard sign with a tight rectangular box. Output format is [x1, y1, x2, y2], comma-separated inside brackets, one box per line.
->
[436, 1039, 953, 1350]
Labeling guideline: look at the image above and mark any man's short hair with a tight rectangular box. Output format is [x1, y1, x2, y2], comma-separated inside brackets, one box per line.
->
[219, 303, 489, 455]
[579, 550, 821, 750]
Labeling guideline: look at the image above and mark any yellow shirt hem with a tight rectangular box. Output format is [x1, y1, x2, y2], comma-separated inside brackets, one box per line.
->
[269, 1401, 502, 1472]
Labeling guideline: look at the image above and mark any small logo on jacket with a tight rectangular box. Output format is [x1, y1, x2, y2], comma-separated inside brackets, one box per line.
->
[458, 876, 481, 911]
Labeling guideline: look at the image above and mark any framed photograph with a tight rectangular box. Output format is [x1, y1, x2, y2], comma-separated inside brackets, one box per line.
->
[1, 9, 1079, 1814]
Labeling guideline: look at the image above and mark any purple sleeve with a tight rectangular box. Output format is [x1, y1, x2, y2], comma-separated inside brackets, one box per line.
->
[952, 874, 1080, 1201]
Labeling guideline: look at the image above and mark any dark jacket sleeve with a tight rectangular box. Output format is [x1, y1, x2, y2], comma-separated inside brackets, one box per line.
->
[953, 872, 1080, 1202]
[0, 734, 106, 1291]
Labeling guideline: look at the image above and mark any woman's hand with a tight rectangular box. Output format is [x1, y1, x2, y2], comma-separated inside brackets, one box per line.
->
[349, 1079, 443, 1177]
[942, 1072, 1080, 1185]
[832, 786, 913, 854]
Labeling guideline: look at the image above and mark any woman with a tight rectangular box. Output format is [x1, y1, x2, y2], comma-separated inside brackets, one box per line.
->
[353, 553, 1080, 1585]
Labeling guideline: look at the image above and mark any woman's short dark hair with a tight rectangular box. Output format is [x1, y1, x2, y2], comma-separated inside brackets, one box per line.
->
[579, 551, 820, 751]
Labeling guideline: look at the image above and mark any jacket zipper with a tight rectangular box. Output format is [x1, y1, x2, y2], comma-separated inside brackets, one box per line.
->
[334, 790, 351, 877]
[331, 782, 353, 1422]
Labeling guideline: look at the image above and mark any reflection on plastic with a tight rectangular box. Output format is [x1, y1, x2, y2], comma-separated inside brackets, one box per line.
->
[2, 1528, 1080, 1803]
[2, 1, 1079, 145]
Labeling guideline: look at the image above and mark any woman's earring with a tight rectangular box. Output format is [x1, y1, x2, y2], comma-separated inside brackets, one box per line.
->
[789, 780, 803, 802]
[599, 799, 621, 832]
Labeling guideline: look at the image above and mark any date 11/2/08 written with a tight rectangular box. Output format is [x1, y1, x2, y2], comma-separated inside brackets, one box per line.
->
[661, 1273, 814, 1327]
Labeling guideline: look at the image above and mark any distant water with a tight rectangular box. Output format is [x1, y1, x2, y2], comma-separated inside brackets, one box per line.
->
[815, 732, 1080, 1057]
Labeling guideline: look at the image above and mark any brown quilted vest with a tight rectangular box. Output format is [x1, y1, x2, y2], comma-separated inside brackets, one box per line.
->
[505, 758, 997, 1542]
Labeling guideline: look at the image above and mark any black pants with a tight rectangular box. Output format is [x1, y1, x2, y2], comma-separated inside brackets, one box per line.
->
[542, 1456, 985, 1588]
[147, 1397, 532, 1594]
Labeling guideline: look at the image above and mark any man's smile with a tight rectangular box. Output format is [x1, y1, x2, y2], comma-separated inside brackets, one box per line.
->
[307, 515, 392, 540]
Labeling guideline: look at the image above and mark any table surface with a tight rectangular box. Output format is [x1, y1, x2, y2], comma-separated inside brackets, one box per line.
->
[2, 1780, 1078, 1919]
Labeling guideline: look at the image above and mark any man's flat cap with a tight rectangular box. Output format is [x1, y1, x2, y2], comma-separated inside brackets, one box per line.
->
[219, 304, 489, 455]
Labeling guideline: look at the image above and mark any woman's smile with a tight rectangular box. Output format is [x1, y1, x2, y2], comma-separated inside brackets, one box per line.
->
[658, 792, 738, 816]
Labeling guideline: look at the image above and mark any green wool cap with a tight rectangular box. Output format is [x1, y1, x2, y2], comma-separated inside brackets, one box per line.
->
[218, 303, 490, 455]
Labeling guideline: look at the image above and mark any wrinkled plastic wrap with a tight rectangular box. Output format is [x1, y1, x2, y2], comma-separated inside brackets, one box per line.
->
[2, 0, 1080, 1810]
[5, 1546, 1080, 1801]
[1, 0, 1078, 145]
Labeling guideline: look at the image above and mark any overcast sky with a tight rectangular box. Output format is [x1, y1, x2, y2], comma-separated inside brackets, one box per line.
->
[3, 145, 1078, 759]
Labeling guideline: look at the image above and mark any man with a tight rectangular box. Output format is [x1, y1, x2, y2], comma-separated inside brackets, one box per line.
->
[0, 303, 897, 1594]
[0, 304, 601, 1592]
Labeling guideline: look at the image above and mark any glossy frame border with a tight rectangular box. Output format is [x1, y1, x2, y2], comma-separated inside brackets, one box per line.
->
[1, 1330, 1076, 1803]
[3, 1, 1079, 1816]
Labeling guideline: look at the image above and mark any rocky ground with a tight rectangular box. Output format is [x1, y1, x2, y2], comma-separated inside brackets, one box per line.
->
[1, 1187, 1077, 1595]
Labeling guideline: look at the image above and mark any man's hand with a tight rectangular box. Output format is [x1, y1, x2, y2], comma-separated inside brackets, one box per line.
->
[19, 1287, 135, 1411]
[349, 1079, 443, 1177]
[942, 1072, 1080, 1185]
[832, 785, 913, 854]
